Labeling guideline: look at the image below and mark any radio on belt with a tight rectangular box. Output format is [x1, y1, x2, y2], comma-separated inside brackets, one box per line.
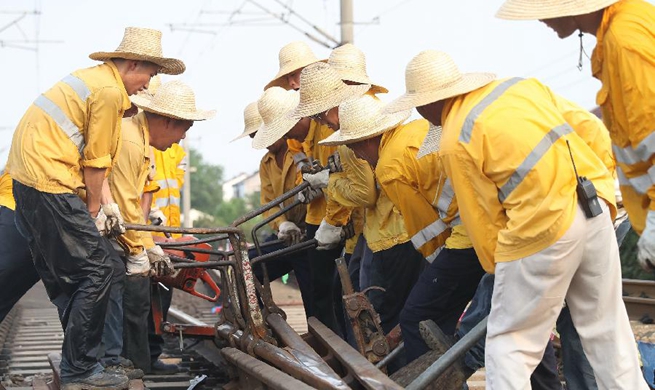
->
[566, 140, 603, 218]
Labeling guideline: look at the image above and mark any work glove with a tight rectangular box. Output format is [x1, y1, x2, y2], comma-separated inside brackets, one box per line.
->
[94, 208, 109, 236]
[327, 152, 343, 173]
[302, 169, 330, 190]
[149, 208, 167, 226]
[637, 211, 655, 271]
[297, 187, 323, 204]
[292, 152, 311, 173]
[147, 245, 175, 277]
[277, 221, 303, 246]
[126, 250, 151, 276]
[102, 203, 126, 237]
[315, 219, 342, 251]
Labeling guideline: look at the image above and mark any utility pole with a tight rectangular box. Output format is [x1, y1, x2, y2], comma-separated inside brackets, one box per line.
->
[182, 139, 192, 228]
[340, 0, 354, 45]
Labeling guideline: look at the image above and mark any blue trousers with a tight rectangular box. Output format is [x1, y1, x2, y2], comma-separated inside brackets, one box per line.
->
[0, 206, 39, 323]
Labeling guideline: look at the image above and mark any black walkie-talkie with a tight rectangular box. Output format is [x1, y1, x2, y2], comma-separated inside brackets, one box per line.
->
[566, 140, 603, 218]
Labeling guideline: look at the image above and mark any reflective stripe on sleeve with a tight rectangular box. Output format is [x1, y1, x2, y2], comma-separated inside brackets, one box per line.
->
[33, 95, 85, 155]
[498, 124, 573, 203]
[62, 74, 91, 101]
[410, 219, 448, 249]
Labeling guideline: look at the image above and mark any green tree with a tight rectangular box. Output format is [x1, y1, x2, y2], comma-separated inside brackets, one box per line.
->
[184, 148, 223, 216]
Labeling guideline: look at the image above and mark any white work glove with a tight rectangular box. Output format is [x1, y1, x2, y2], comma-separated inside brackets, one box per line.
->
[277, 221, 303, 246]
[94, 207, 109, 236]
[149, 208, 167, 226]
[297, 187, 323, 204]
[315, 219, 342, 251]
[147, 245, 175, 277]
[637, 211, 655, 271]
[126, 250, 151, 276]
[302, 169, 330, 189]
[102, 203, 126, 237]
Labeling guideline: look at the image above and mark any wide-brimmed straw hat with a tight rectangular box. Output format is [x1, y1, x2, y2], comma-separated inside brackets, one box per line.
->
[265, 41, 325, 90]
[130, 80, 216, 121]
[416, 123, 443, 159]
[252, 87, 301, 150]
[291, 62, 370, 119]
[89, 27, 185, 75]
[385, 50, 496, 114]
[496, 0, 618, 20]
[329, 44, 388, 94]
[318, 94, 411, 146]
[230, 102, 263, 142]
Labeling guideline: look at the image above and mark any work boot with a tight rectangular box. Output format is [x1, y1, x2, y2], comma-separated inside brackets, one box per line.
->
[149, 360, 180, 375]
[419, 319, 455, 354]
[104, 365, 145, 380]
[61, 371, 129, 390]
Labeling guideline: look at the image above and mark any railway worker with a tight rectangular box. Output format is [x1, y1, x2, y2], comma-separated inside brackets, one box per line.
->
[384, 49, 647, 390]
[235, 99, 314, 318]
[111, 80, 215, 375]
[287, 62, 369, 333]
[6, 27, 184, 390]
[496, 0, 655, 270]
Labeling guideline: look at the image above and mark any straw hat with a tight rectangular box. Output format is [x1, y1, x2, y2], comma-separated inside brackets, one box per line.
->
[291, 62, 370, 119]
[318, 94, 411, 146]
[252, 87, 301, 150]
[496, 0, 618, 20]
[329, 44, 388, 94]
[89, 27, 185, 75]
[130, 80, 216, 121]
[385, 50, 496, 114]
[416, 123, 443, 159]
[265, 41, 325, 90]
[230, 101, 263, 142]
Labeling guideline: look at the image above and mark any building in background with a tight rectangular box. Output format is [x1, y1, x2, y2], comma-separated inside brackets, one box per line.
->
[222, 171, 261, 202]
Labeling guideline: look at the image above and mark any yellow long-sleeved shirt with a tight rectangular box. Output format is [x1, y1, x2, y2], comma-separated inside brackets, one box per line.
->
[8, 61, 131, 194]
[439, 78, 616, 273]
[592, 0, 655, 234]
[0, 172, 15, 210]
[151, 143, 186, 233]
[376, 119, 471, 263]
[328, 146, 409, 253]
[109, 112, 159, 256]
[259, 147, 307, 231]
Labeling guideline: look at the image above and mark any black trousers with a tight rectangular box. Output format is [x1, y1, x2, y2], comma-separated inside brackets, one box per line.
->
[13, 180, 120, 380]
[122, 274, 151, 372]
[0, 206, 39, 323]
[367, 241, 424, 334]
[305, 223, 342, 333]
[148, 283, 173, 365]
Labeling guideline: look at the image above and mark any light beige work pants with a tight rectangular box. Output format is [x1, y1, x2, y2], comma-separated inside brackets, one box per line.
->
[485, 203, 648, 390]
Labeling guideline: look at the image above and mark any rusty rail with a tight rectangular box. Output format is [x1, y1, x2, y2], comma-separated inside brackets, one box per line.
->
[232, 182, 309, 227]
[125, 223, 241, 235]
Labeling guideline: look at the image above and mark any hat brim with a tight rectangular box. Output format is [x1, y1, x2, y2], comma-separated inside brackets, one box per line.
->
[251, 116, 300, 150]
[130, 95, 216, 121]
[495, 0, 618, 20]
[416, 123, 443, 159]
[264, 58, 327, 90]
[230, 127, 259, 143]
[339, 72, 389, 94]
[89, 52, 186, 75]
[318, 109, 411, 146]
[292, 83, 371, 120]
[384, 72, 496, 114]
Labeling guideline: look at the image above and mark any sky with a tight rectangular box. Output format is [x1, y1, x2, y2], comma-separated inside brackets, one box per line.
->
[1, 0, 650, 180]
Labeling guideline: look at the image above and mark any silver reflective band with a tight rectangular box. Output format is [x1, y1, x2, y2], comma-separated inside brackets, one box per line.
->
[155, 197, 180, 208]
[436, 178, 454, 214]
[459, 77, 523, 143]
[616, 166, 653, 195]
[613, 132, 655, 165]
[62, 74, 91, 102]
[33, 95, 85, 155]
[411, 219, 448, 249]
[612, 144, 641, 165]
[425, 246, 443, 263]
[157, 179, 179, 190]
[498, 124, 573, 203]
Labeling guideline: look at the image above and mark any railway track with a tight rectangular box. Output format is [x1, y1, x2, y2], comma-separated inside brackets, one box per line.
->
[623, 278, 655, 321]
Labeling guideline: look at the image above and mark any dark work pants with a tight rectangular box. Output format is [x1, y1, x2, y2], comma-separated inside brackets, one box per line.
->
[100, 250, 126, 367]
[557, 305, 598, 390]
[249, 234, 312, 318]
[13, 181, 117, 381]
[458, 274, 563, 390]
[306, 223, 342, 333]
[400, 248, 485, 363]
[0, 206, 40, 323]
[123, 275, 151, 372]
[148, 283, 173, 366]
[368, 241, 424, 334]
